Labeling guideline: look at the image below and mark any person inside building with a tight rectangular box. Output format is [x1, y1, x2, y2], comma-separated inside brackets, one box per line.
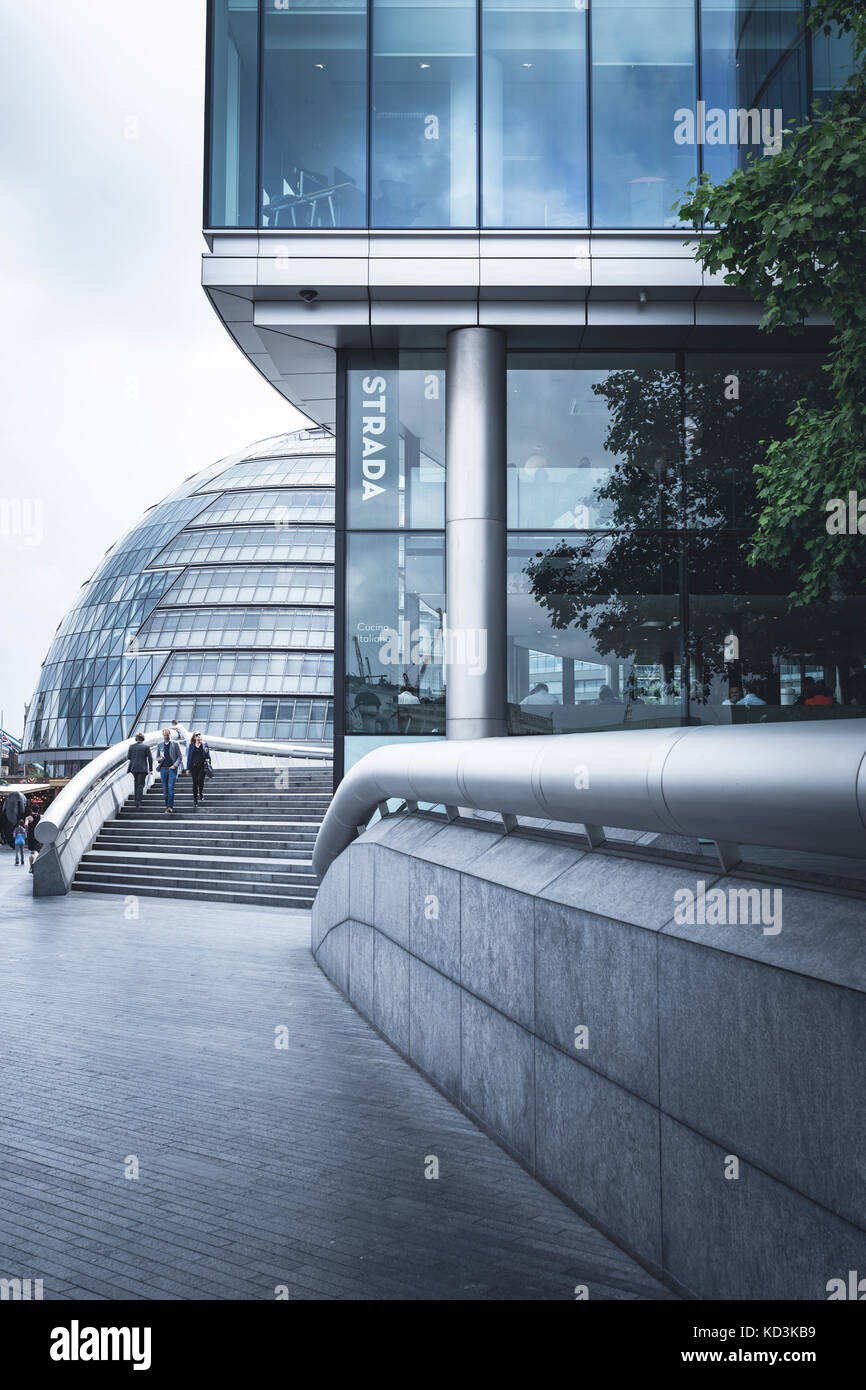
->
[596, 684, 622, 705]
[185, 731, 212, 810]
[805, 681, 835, 707]
[844, 658, 866, 706]
[126, 731, 152, 810]
[521, 682, 560, 707]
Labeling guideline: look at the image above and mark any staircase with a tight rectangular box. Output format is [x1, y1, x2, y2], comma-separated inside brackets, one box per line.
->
[71, 766, 332, 908]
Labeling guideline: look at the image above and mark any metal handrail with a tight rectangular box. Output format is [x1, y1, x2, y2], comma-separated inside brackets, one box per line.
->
[36, 726, 332, 848]
[312, 722, 866, 880]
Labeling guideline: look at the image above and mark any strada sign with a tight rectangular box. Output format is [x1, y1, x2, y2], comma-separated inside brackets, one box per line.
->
[348, 367, 400, 527]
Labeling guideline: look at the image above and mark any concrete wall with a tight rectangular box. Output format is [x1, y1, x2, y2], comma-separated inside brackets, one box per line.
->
[312, 812, 866, 1300]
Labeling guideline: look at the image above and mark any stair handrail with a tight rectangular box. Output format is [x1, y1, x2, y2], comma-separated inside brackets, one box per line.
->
[312, 722, 866, 880]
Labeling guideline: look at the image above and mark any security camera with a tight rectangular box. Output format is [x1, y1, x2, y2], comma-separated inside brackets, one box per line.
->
[299, 288, 318, 303]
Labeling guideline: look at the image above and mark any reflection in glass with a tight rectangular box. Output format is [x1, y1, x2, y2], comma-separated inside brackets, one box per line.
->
[142, 696, 334, 742]
[207, 0, 258, 226]
[152, 526, 335, 568]
[482, 0, 587, 227]
[198, 490, 335, 526]
[507, 356, 680, 530]
[261, 0, 367, 227]
[371, 0, 476, 227]
[153, 652, 334, 697]
[811, 21, 857, 103]
[700, 1, 807, 185]
[137, 606, 334, 651]
[165, 566, 335, 607]
[591, 0, 697, 227]
[346, 533, 445, 735]
[686, 535, 866, 724]
[684, 354, 828, 528]
[512, 533, 682, 732]
[346, 354, 446, 528]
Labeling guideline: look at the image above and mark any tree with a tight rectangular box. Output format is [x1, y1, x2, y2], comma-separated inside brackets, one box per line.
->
[676, 0, 866, 606]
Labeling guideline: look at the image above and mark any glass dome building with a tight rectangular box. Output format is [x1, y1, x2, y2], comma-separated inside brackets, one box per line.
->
[22, 429, 335, 777]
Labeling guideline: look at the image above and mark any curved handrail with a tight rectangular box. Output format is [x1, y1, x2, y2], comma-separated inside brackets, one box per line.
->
[312, 722, 866, 879]
[36, 726, 332, 847]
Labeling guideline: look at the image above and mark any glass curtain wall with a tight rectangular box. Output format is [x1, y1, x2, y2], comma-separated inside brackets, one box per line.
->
[506, 353, 865, 733]
[208, 0, 855, 229]
[342, 351, 447, 771]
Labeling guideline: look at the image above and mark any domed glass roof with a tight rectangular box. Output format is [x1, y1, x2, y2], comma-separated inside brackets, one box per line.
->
[23, 429, 335, 769]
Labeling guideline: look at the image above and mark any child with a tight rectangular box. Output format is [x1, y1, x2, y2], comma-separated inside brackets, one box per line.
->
[13, 822, 27, 867]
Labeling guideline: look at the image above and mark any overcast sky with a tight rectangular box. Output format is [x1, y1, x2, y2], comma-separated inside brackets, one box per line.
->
[0, 0, 305, 733]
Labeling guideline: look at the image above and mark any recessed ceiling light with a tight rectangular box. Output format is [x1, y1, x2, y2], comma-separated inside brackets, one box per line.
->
[523, 62, 533, 68]
[315, 63, 325, 69]
[420, 62, 430, 69]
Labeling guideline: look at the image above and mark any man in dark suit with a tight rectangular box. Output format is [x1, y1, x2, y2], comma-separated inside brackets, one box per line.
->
[126, 732, 153, 810]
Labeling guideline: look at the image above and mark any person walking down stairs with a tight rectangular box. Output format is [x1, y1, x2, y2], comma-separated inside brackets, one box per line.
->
[156, 729, 183, 816]
[126, 732, 153, 810]
[185, 732, 212, 811]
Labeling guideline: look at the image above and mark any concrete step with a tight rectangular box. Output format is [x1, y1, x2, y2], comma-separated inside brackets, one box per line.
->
[71, 879, 316, 908]
[96, 830, 318, 846]
[77, 859, 316, 887]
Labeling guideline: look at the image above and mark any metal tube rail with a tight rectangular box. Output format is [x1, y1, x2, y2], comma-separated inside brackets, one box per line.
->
[312, 722, 866, 880]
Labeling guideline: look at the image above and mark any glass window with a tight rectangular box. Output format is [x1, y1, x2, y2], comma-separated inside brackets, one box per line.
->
[684, 354, 829, 528]
[197, 455, 335, 493]
[591, 0, 698, 227]
[482, 0, 587, 228]
[346, 353, 446, 528]
[508, 533, 682, 732]
[700, 1, 807, 185]
[346, 533, 446, 735]
[140, 696, 334, 742]
[163, 565, 335, 607]
[197, 489, 335, 526]
[811, 20, 857, 103]
[686, 535, 866, 724]
[371, 0, 477, 227]
[261, 0, 367, 228]
[136, 606, 334, 652]
[151, 525, 335, 568]
[207, 0, 259, 227]
[508, 355, 680, 530]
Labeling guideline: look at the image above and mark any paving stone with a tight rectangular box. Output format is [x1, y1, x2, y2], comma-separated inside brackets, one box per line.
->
[0, 860, 674, 1300]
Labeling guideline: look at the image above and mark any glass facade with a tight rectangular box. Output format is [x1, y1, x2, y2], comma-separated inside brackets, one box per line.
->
[207, 0, 850, 230]
[23, 429, 335, 759]
[337, 351, 865, 767]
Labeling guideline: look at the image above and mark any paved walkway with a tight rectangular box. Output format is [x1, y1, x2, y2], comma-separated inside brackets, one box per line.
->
[0, 847, 673, 1300]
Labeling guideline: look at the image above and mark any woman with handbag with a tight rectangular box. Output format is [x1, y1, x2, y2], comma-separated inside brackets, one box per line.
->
[185, 731, 212, 810]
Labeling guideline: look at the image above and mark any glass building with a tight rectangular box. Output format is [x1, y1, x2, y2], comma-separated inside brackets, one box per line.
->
[22, 430, 335, 777]
[201, 2, 861, 779]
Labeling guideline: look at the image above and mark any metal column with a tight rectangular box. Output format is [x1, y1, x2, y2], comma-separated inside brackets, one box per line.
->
[445, 326, 507, 739]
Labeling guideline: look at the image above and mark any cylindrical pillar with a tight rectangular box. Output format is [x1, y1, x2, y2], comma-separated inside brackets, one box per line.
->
[445, 326, 507, 739]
